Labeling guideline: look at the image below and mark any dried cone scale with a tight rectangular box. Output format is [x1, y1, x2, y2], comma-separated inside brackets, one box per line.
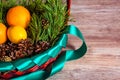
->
[0, 38, 50, 61]
[35, 41, 50, 53]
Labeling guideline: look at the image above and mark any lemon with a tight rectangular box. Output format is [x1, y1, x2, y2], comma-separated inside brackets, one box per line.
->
[7, 26, 27, 43]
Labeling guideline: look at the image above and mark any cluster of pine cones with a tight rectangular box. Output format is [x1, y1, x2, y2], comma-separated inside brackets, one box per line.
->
[0, 38, 50, 62]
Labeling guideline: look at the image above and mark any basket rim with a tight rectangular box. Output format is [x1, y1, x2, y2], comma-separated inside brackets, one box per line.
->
[0, 0, 71, 72]
[0, 31, 68, 72]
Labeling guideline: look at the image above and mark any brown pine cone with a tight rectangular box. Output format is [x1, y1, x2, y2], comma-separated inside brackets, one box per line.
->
[17, 38, 34, 56]
[0, 38, 50, 62]
[42, 19, 49, 26]
[34, 41, 50, 53]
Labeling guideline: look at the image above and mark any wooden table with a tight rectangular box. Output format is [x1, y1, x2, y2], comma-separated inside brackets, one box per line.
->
[47, 0, 120, 80]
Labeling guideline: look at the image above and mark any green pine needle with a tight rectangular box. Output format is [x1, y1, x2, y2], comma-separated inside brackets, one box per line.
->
[0, 0, 69, 46]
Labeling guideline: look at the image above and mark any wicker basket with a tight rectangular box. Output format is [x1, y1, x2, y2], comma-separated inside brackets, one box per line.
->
[0, 0, 87, 80]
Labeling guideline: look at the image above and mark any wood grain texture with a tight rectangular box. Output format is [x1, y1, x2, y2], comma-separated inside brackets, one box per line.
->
[47, 0, 120, 80]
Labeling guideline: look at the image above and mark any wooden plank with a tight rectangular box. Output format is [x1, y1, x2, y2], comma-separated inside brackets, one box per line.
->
[47, 0, 120, 80]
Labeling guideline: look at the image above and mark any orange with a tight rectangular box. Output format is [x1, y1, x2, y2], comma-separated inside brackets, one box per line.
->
[7, 26, 27, 44]
[6, 6, 31, 28]
[0, 23, 7, 44]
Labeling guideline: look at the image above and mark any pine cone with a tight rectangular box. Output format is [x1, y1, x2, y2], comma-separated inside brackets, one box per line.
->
[42, 19, 49, 28]
[34, 41, 50, 53]
[17, 38, 34, 56]
[0, 38, 50, 61]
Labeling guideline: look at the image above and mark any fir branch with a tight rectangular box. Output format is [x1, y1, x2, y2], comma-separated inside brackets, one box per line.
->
[27, 13, 42, 43]
[42, 0, 68, 45]
[0, 0, 69, 46]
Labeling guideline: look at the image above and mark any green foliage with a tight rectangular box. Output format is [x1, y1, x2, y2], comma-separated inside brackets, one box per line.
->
[43, 0, 68, 45]
[0, 0, 69, 46]
[26, 0, 69, 45]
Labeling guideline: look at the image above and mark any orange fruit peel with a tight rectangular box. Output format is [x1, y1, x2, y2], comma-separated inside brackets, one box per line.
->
[6, 6, 31, 29]
[0, 23, 7, 44]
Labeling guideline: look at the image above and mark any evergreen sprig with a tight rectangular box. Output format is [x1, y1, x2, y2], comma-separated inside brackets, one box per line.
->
[0, 0, 69, 46]
[26, 0, 68, 45]
[43, 0, 68, 45]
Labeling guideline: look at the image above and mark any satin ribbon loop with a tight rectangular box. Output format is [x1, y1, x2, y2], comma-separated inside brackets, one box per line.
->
[49, 25, 87, 77]
[65, 25, 87, 61]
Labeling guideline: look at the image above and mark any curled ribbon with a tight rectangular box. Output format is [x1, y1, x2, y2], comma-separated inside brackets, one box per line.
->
[0, 25, 87, 80]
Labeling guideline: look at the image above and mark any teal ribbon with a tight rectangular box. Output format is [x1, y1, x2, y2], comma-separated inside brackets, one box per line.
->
[0, 25, 87, 80]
